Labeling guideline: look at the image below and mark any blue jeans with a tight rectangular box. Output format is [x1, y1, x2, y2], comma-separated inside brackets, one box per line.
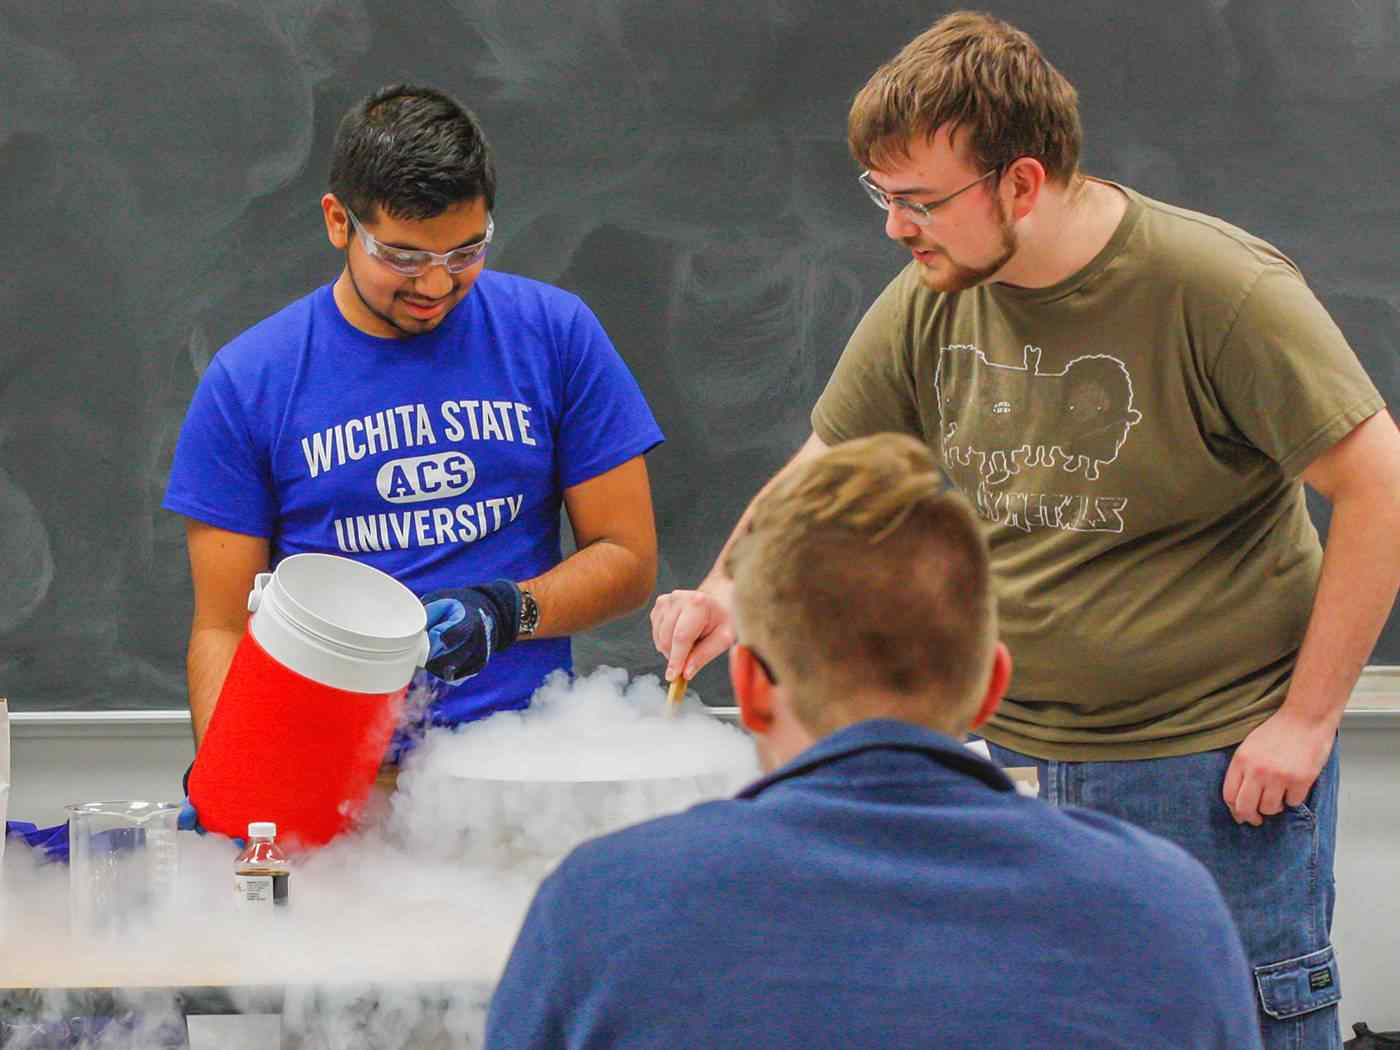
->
[985, 739, 1341, 1050]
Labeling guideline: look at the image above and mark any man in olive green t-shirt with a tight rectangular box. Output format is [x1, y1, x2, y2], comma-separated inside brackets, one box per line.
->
[651, 13, 1400, 1050]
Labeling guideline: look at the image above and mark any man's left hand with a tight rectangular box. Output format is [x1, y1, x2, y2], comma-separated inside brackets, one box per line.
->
[421, 580, 522, 685]
[1222, 709, 1336, 826]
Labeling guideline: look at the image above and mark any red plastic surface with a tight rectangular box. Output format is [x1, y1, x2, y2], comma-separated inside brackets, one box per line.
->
[189, 630, 403, 849]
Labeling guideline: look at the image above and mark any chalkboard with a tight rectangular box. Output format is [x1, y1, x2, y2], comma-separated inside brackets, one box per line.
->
[0, 0, 1395, 711]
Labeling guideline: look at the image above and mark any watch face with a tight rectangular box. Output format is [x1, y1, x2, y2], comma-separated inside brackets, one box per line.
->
[520, 590, 539, 635]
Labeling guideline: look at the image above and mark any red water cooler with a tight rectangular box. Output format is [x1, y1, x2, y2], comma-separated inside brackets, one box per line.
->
[189, 554, 430, 848]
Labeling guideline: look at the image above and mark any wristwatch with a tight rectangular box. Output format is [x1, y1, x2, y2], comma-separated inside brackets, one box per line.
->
[518, 587, 540, 638]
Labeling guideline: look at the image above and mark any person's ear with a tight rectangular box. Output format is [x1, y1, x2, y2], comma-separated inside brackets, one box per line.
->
[1002, 157, 1046, 223]
[731, 645, 774, 735]
[968, 641, 1012, 731]
[322, 193, 351, 251]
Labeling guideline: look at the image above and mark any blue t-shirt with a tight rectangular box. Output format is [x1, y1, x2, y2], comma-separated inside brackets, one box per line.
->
[164, 274, 663, 725]
[487, 720, 1262, 1050]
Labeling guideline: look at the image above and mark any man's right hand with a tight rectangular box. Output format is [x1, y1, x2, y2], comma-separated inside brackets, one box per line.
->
[650, 586, 736, 683]
[650, 436, 831, 685]
[177, 798, 206, 835]
[179, 798, 246, 848]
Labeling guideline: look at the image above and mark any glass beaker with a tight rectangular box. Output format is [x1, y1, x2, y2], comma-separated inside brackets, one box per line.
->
[65, 801, 180, 936]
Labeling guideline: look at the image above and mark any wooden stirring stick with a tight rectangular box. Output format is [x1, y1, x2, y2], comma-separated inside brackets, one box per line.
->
[666, 674, 689, 715]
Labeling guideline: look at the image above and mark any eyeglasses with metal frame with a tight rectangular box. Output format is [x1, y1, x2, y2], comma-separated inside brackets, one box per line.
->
[857, 167, 999, 226]
[343, 202, 494, 277]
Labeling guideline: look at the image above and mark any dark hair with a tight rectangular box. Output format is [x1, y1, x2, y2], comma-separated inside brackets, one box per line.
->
[328, 83, 496, 221]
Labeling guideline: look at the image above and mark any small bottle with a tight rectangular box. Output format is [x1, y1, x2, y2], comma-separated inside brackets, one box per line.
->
[234, 822, 290, 909]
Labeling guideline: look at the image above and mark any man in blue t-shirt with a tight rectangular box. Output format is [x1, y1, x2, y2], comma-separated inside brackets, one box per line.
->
[164, 84, 663, 749]
[487, 434, 1261, 1050]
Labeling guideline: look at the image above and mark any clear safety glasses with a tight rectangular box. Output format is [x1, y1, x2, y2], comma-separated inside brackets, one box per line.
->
[344, 204, 493, 276]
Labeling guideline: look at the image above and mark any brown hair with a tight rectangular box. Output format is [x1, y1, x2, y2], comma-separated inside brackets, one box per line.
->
[848, 11, 1082, 184]
[725, 434, 996, 737]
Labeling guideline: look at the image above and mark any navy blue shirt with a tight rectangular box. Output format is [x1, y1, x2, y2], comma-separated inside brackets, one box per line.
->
[487, 720, 1261, 1049]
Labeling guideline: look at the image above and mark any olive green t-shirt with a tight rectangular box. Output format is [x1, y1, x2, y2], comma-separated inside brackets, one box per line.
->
[812, 183, 1384, 760]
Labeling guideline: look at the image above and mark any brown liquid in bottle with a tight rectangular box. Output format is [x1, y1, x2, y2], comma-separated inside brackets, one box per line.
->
[234, 822, 291, 908]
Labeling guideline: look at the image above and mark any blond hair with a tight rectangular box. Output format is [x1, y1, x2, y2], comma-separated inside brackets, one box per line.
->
[848, 11, 1082, 184]
[725, 434, 996, 737]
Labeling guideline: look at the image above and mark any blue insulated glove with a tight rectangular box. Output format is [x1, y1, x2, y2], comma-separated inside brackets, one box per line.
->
[177, 798, 245, 849]
[178, 766, 206, 834]
[421, 580, 522, 685]
[177, 798, 204, 834]
[178, 767, 245, 847]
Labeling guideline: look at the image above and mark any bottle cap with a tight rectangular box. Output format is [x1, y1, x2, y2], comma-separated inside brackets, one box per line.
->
[247, 821, 277, 839]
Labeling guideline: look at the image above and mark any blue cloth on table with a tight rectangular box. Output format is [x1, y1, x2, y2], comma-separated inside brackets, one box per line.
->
[4, 820, 70, 863]
[4, 821, 174, 864]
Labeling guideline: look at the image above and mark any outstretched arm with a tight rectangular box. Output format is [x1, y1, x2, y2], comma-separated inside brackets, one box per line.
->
[651, 431, 831, 682]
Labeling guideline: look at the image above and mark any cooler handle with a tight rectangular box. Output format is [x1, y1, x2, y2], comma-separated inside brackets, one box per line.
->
[247, 572, 274, 614]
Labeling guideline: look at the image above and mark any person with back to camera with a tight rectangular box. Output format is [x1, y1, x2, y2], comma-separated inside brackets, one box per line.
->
[488, 433, 1263, 1049]
[651, 13, 1400, 1048]
[164, 84, 663, 791]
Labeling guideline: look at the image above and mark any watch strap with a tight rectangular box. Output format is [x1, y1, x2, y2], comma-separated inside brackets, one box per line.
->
[518, 587, 540, 637]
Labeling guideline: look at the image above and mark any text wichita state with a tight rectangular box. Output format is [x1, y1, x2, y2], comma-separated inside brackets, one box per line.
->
[299, 398, 537, 553]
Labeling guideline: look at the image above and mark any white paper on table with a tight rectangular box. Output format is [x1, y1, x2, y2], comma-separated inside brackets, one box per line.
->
[964, 738, 992, 761]
[964, 736, 1039, 797]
